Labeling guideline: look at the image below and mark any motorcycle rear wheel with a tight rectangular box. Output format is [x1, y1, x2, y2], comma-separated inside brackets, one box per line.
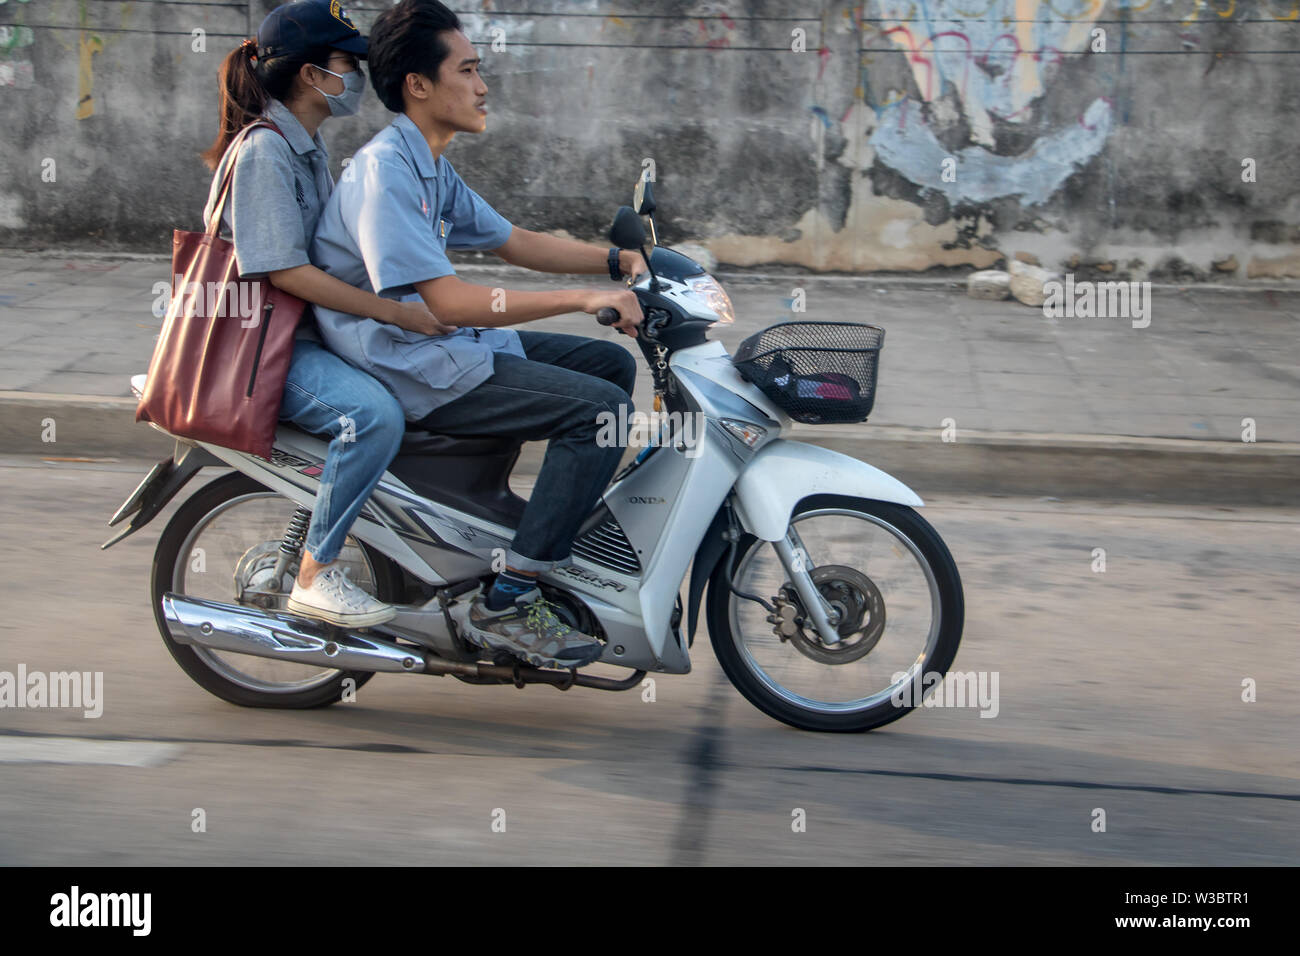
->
[150, 472, 401, 708]
[706, 495, 964, 732]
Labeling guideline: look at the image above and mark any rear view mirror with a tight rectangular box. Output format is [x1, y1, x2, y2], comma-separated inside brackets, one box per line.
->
[633, 174, 656, 215]
[609, 206, 647, 251]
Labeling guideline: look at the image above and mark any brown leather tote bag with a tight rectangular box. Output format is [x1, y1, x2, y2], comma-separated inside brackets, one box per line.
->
[135, 121, 305, 459]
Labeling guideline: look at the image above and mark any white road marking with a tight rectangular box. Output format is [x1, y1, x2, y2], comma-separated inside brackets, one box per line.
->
[0, 736, 181, 767]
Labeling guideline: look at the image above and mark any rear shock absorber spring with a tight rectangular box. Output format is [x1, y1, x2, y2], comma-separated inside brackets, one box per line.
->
[267, 507, 313, 594]
[279, 507, 312, 557]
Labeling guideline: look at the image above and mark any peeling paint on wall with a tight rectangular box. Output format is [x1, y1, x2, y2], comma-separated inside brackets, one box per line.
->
[872, 96, 1113, 206]
[707, 172, 1002, 272]
[0, 191, 25, 229]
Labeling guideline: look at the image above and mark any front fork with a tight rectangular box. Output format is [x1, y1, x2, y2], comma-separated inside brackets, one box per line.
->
[772, 526, 843, 645]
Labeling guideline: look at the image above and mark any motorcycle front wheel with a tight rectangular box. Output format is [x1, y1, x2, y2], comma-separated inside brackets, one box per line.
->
[707, 495, 964, 732]
[150, 472, 401, 708]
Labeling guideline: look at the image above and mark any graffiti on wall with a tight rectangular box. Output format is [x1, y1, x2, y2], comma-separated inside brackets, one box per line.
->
[1, 0, 113, 118]
[0, 0, 36, 90]
[858, 0, 1300, 206]
[865, 0, 1114, 207]
[876, 0, 1108, 144]
[75, 29, 102, 118]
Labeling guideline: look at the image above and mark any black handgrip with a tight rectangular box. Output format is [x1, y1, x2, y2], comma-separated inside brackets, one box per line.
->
[596, 307, 619, 326]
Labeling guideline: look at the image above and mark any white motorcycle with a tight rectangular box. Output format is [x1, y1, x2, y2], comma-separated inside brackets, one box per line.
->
[105, 176, 963, 732]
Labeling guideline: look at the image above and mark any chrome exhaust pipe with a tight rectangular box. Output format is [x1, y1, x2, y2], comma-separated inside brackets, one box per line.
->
[162, 593, 426, 674]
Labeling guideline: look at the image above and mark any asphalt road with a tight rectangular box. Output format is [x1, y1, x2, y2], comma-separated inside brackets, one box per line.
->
[0, 456, 1296, 865]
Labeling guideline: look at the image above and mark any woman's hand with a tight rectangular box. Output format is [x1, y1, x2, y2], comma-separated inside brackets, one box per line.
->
[266, 265, 457, 336]
[386, 298, 456, 336]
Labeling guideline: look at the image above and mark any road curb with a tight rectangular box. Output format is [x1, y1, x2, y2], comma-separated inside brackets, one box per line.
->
[2, 392, 1296, 505]
[797, 424, 1299, 505]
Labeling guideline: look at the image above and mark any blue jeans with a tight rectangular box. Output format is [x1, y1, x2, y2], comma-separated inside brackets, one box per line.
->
[279, 339, 405, 565]
[414, 331, 637, 572]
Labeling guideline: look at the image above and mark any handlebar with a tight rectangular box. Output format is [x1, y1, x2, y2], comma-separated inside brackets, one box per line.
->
[598, 304, 670, 343]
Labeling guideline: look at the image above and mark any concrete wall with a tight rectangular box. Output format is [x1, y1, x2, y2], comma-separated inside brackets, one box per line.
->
[2, 0, 1299, 280]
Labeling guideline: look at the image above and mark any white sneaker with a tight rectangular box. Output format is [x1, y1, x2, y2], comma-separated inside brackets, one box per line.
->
[286, 565, 396, 628]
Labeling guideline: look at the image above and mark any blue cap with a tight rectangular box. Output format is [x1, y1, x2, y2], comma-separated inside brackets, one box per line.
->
[257, 1, 368, 60]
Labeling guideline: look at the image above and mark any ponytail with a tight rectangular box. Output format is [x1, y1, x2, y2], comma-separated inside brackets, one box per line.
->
[201, 38, 267, 170]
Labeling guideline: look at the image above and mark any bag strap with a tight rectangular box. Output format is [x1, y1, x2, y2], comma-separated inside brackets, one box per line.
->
[205, 119, 289, 238]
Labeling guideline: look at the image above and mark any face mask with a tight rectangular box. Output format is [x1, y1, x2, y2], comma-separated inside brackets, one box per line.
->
[312, 65, 366, 117]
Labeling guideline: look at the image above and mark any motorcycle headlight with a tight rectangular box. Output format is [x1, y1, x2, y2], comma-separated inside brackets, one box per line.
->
[686, 275, 735, 325]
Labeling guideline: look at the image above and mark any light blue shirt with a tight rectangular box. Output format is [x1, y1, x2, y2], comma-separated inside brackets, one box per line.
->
[310, 113, 522, 420]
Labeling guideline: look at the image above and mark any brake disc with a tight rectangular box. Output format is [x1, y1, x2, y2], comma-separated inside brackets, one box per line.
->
[776, 565, 886, 665]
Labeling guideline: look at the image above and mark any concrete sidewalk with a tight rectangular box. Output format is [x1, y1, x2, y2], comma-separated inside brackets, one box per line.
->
[1, 251, 1297, 503]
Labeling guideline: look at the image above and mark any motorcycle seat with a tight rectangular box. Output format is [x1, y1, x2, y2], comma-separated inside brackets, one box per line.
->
[397, 428, 522, 458]
[275, 418, 527, 525]
[390, 426, 527, 527]
[272, 419, 519, 458]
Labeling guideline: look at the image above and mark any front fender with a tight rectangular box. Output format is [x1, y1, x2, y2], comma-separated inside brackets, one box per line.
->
[684, 439, 923, 645]
[731, 439, 923, 541]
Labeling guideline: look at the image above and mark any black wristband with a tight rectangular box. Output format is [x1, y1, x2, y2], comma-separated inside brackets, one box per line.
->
[607, 247, 623, 281]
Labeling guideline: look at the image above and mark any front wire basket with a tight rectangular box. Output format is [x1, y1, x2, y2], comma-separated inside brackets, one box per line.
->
[731, 321, 884, 424]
